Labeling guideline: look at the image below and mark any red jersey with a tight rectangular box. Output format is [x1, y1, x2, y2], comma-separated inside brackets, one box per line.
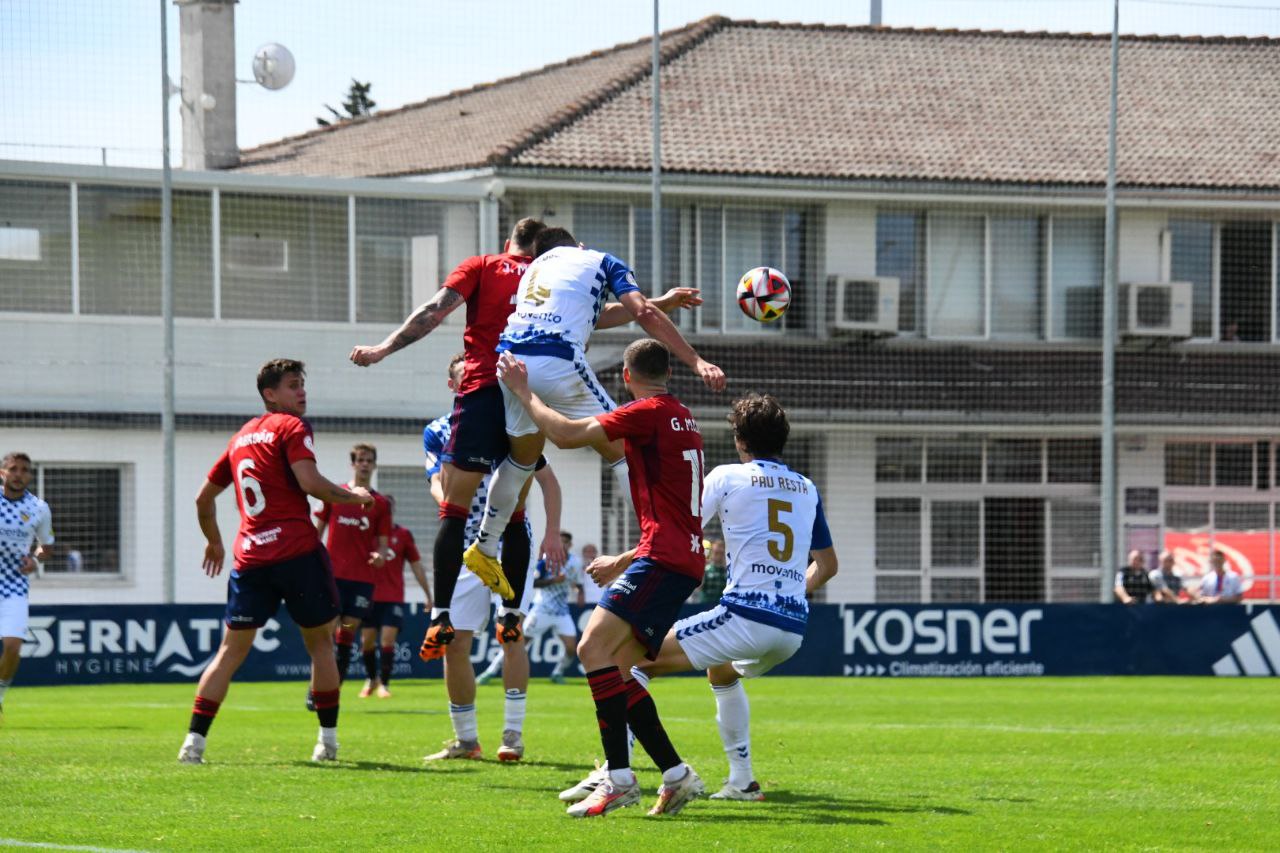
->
[442, 252, 532, 395]
[207, 412, 320, 570]
[314, 488, 391, 584]
[596, 394, 706, 579]
[373, 524, 421, 603]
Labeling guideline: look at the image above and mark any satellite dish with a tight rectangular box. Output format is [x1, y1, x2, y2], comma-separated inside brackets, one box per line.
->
[252, 43, 295, 91]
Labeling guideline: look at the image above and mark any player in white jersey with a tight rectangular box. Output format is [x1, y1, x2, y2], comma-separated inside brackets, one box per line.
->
[463, 226, 725, 597]
[421, 355, 561, 762]
[0, 452, 55, 723]
[562, 395, 838, 804]
[477, 530, 586, 685]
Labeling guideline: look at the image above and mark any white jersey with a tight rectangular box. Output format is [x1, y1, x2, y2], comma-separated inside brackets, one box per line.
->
[0, 491, 54, 599]
[498, 246, 641, 357]
[701, 459, 832, 635]
[531, 553, 585, 617]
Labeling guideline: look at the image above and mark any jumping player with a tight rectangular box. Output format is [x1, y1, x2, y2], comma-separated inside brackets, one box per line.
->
[314, 444, 391, 692]
[0, 452, 54, 724]
[562, 394, 838, 803]
[421, 355, 562, 762]
[464, 228, 723, 603]
[498, 338, 707, 818]
[180, 358, 374, 764]
[360, 495, 431, 698]
[351, 220, 701, 660]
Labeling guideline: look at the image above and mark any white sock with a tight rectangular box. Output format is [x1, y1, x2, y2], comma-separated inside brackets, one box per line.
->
[662, 762, 690, 784]
[713, 679, 753, 788]
[430, 607, 449, 620]
[0, 678, 9, 702]
[449, 702, 478, 743]
[319, 726, 338, 747]
[504, 688, 527, 733]
[608, 766, 637, 786]
[475, 457, 537, 557]
[610, 458, 636, 519]
[629, 666, 650, 689]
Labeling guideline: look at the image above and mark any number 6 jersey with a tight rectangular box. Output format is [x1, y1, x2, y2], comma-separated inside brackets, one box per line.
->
[207, 412, 320, 569]
[701, 458, 832, 634]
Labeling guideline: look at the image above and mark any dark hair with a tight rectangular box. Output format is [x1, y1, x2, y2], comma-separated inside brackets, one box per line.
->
[257, 358, 305, 400]
[350, 443, 377, 463]
[728, 393, 790, 458]
[509, 218, 546, 254]
[623, 338, 671, 382]
[533, 226, 577, 258]
[1, 451, 32, 469]
[447, 352, 466, 380]
[560, 530, 573, 542]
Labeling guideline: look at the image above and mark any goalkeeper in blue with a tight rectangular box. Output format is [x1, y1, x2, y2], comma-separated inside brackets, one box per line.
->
[562, 394, 838, 804]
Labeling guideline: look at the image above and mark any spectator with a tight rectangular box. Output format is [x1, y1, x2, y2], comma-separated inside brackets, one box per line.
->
[1115, 549, 1154, 605]
[699, 538, 728, 604]
[1148, 550, 1184, 604]
[579, 543, 604, 605]
[1197, 549, 1244, 604]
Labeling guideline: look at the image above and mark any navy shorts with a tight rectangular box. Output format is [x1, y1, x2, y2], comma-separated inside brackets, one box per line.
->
[225, 548, 339, 631]
[335, 578, 375, 621]
[367, 601, 405, 630]
[442, 384, 509, 473]
[598, 559, 700, 660]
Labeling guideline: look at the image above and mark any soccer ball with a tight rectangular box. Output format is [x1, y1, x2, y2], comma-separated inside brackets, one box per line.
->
[736, 267, 792, 323]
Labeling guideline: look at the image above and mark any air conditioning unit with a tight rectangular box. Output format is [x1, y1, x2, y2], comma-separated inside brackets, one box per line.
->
[832, 276, 899, 333]
[1119, 282, 1192, 338]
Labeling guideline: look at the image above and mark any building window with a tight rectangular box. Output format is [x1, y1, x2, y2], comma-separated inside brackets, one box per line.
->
[1049, 499, 1100, 569]
[1050, 216, 1104, 339]
[875, 437, 922, 482]
[35, 465, 124, 575]
[0, 180, 73, 313]
[376, 466, 437, 585]
[1047, 438, 1101, 483]
[875, 498, 920, 571]
[1169, 218, 1213, 339]
[1219, 221, 1271, 342]
[987, 439, 1042, 483]
[1165, 442, 1212, 486]
[876, 211, 924, 333]
[926, 437, 982, 483]
[991, 216, 1044, 339]
[931, 501, 980, 567]
[927, 214, 985, 338]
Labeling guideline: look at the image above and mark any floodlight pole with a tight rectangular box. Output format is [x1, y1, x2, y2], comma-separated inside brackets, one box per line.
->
[1100, 0, 1120, 602]
[651, 0, 662, 296]
[160, 0, 177, 605]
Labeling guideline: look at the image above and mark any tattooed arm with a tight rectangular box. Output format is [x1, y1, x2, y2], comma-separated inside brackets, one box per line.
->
[350, 287, 464, 366]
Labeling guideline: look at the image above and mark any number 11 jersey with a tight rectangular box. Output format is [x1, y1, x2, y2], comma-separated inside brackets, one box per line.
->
[207, 412, 320, 569]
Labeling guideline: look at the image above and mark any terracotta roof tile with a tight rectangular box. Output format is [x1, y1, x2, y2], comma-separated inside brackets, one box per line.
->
[235, 18, 1280, 190]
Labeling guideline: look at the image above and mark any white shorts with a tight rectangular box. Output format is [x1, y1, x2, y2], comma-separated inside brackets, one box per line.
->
[0, 595, 29, 639]
[524, 608, 577, 640]
[448, 568, 535, 634]
[673, 605, 803, 679]
[501, 354, 617, 437]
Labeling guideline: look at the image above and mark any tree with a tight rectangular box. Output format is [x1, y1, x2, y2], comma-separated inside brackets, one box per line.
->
[316, 79, 377, 127]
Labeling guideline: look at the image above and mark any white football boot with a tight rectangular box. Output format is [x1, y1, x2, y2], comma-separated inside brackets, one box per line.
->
[559, 762, 607, 802]
[177, 733, 206, 765]
[709, 780, 765, 801]
[647, 765, 705, 816]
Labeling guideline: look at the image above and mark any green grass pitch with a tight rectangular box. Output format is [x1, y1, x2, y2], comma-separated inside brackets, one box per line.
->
[3, 676, 1278, 851]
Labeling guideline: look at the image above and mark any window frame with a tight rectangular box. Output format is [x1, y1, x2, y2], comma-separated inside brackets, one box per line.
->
[31, 461, 129, 580]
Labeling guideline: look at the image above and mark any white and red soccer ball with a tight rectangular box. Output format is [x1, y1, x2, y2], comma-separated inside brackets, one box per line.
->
[736, 267, 792, 323]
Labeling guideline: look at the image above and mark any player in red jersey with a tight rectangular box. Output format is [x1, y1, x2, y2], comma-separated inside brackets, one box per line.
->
[359, 495, 430, 698]
[179, 359, 374, 765]
[498, 339, 707, 818]
[349, 219, 701, 660]
[313, 443, 391, 693]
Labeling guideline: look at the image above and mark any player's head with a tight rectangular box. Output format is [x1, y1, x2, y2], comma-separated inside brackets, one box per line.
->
[621, 338, 671, 395]
[710, 538, 726, 564]
[257, 358, 306, 415]
[507, 217, 546, 256]
[727, 393, 789, 460]
[446, 352, 466, 392]
[582, 542, 598, 561]
[533, 226, 577, 258]
[350, 443, 377, 483]
[1, 451, 33, 494]
[1210, 549, 1226, 570]
[1159, 549, 1175, 570]
[1127, 549, 1144, 568]
[560, 530, 573, 548]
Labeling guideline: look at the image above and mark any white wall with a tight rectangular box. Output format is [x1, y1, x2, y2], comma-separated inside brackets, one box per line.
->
[820, 431, 876, 603]
[824, 202, 878, 279]
[1118, 210, 1168, 284]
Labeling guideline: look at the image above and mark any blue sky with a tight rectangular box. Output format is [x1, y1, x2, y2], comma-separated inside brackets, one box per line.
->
[3, 0, 1280, 168]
